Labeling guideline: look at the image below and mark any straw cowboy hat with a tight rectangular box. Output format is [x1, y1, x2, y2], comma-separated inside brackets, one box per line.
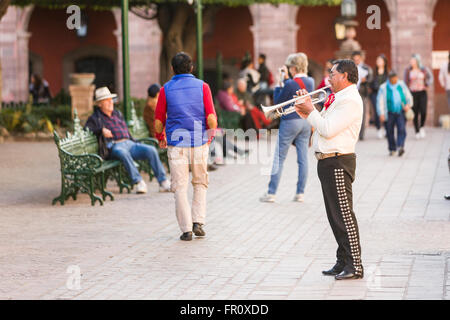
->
[94, 87, 117, 103]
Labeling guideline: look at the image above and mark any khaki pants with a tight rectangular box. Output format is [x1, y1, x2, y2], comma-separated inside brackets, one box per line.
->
[168, 143, 209, 233]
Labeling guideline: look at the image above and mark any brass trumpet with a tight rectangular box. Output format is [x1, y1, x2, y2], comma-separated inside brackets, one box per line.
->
[261, 85, 331, 118]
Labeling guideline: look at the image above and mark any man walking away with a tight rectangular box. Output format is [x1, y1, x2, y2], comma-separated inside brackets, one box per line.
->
[155, 52, 218, 241]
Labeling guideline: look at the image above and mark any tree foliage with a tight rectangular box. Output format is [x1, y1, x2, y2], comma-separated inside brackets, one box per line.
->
[7, 0, 342, 84]
[11, 0, 341, 9]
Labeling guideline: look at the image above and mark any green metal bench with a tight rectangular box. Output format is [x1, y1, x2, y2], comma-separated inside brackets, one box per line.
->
[52, 112, 130, 206]
[214, 103, 242, 130]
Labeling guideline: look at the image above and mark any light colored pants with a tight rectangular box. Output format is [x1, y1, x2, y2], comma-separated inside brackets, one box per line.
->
[168, 143, 209, 233]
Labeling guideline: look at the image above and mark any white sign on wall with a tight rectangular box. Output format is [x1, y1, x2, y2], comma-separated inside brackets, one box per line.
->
[432, 50, 449, 70]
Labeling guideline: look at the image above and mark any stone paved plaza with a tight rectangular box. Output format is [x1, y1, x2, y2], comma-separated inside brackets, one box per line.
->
[0, 127, 449, 300]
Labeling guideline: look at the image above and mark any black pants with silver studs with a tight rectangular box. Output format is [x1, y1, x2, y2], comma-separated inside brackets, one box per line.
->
[317, 154, 363, 276]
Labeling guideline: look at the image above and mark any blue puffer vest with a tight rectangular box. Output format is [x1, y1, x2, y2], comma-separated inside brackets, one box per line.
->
[164, 74, 208, 147]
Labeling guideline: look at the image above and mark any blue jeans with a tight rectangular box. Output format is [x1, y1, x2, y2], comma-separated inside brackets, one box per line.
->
[386, 112, 406, 151]
[268, 118, 311, 195]
[110, 140, 167, 185]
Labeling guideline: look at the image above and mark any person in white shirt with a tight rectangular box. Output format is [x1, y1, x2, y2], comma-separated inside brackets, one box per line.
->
[438, 53, 450, 111]
[294, 59, 364, 280]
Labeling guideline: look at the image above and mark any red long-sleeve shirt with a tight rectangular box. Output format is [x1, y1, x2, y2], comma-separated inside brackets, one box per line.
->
[250, 107, 271, 130]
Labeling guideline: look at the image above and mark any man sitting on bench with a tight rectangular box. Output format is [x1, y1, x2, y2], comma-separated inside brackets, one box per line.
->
[85, 87, 171, 194]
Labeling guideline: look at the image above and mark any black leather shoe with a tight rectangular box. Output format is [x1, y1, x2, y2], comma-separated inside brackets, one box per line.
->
[335, 270, 363, 280]
[322, 265, 344, 276]
[193, 223, 206, 237]
[180, 232, 192, 241]
[207, 164, 218, 171]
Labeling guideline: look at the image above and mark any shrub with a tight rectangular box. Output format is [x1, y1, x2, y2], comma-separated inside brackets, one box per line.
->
[0, 104, 72, 133]
[116, 98, 147, 117]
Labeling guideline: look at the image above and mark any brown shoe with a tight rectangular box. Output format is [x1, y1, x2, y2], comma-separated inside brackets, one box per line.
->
[193, 223, 206, 237]
[180, 232, 192, 241]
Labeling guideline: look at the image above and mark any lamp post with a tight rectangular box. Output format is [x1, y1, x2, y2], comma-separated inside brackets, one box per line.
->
[334, 0, 360, 59]
[188, 0, 203, 80]
[335, 0, 357, 40]
[341, 0, 357, 18]
[121, 0, 131, 123]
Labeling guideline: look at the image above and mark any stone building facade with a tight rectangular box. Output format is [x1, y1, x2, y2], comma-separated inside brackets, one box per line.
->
[0, 0, 448, 124]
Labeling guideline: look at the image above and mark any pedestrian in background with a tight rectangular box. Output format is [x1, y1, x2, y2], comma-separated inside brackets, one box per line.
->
[317, 59, 334, 110]
[143, 83, 161, 138]
[239, 56, 261, 94]
[352, 51, 373, 141]
[438, 52, 450, 112]
[370, 54, 389, 139]
[377, 71, 413, 157]
[85, 87, 170, 194]
[260, 52, 314, 203]
[29, 74, 52, 105]
[404, 53, 434, 139]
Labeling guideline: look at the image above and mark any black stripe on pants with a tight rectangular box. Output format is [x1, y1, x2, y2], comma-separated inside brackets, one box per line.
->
[317, 154, 363, 276]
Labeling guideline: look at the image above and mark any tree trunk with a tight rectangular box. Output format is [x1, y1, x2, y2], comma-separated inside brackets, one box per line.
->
[157, 3, 220, 84]
[158, 3, 193, 83]
[0, 0, 11, 107]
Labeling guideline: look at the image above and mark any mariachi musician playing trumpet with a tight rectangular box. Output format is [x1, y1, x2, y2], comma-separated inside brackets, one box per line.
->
[259, 52, 316, 203]
[294, 59, 364, 280]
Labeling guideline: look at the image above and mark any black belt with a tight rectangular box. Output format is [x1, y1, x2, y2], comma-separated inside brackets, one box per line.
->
[315, 152, 354, 160]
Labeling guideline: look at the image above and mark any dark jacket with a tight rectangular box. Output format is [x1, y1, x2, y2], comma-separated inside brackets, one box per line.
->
[258, 63, 270, 84]
[84, 107, 134, 159]
[370, 71, 388, 93]
[358, 63, 373, 97]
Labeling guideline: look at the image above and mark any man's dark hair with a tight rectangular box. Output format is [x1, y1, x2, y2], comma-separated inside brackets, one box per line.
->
[334, 59, 359, 84]
[241, 59, 251, 70]
[222, 79, 233, 91]
[351, 51, 362, 57]
[388, 70, 397, 79]
[259, 53, 266, 61]
[147, 83, 161, 98]
[171, 52, 193, 75]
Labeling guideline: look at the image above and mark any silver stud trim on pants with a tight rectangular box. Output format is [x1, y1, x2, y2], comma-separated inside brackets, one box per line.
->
[334, 168, 363, 276]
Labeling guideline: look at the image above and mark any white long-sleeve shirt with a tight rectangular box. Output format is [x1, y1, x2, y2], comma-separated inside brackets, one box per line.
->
[307, 84, 363, 154]
[439, 62, 450, 91]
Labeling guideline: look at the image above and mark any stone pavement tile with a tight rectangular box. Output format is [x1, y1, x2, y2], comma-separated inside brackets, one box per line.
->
[247, 292, 289, 300]
[365, 292, 404, 300]
[326, 293, 365, 300]
[369, 276, 410, 289]
[0, 129, 449, 300]
[374, 268, 411, 276]
[288, 292, 327, 300]
[332, 279, 371, 289]
[366, 287, 405, 294]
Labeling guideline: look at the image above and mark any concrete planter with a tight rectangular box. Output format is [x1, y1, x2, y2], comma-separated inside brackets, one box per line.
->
[69, 73, 95, 86]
